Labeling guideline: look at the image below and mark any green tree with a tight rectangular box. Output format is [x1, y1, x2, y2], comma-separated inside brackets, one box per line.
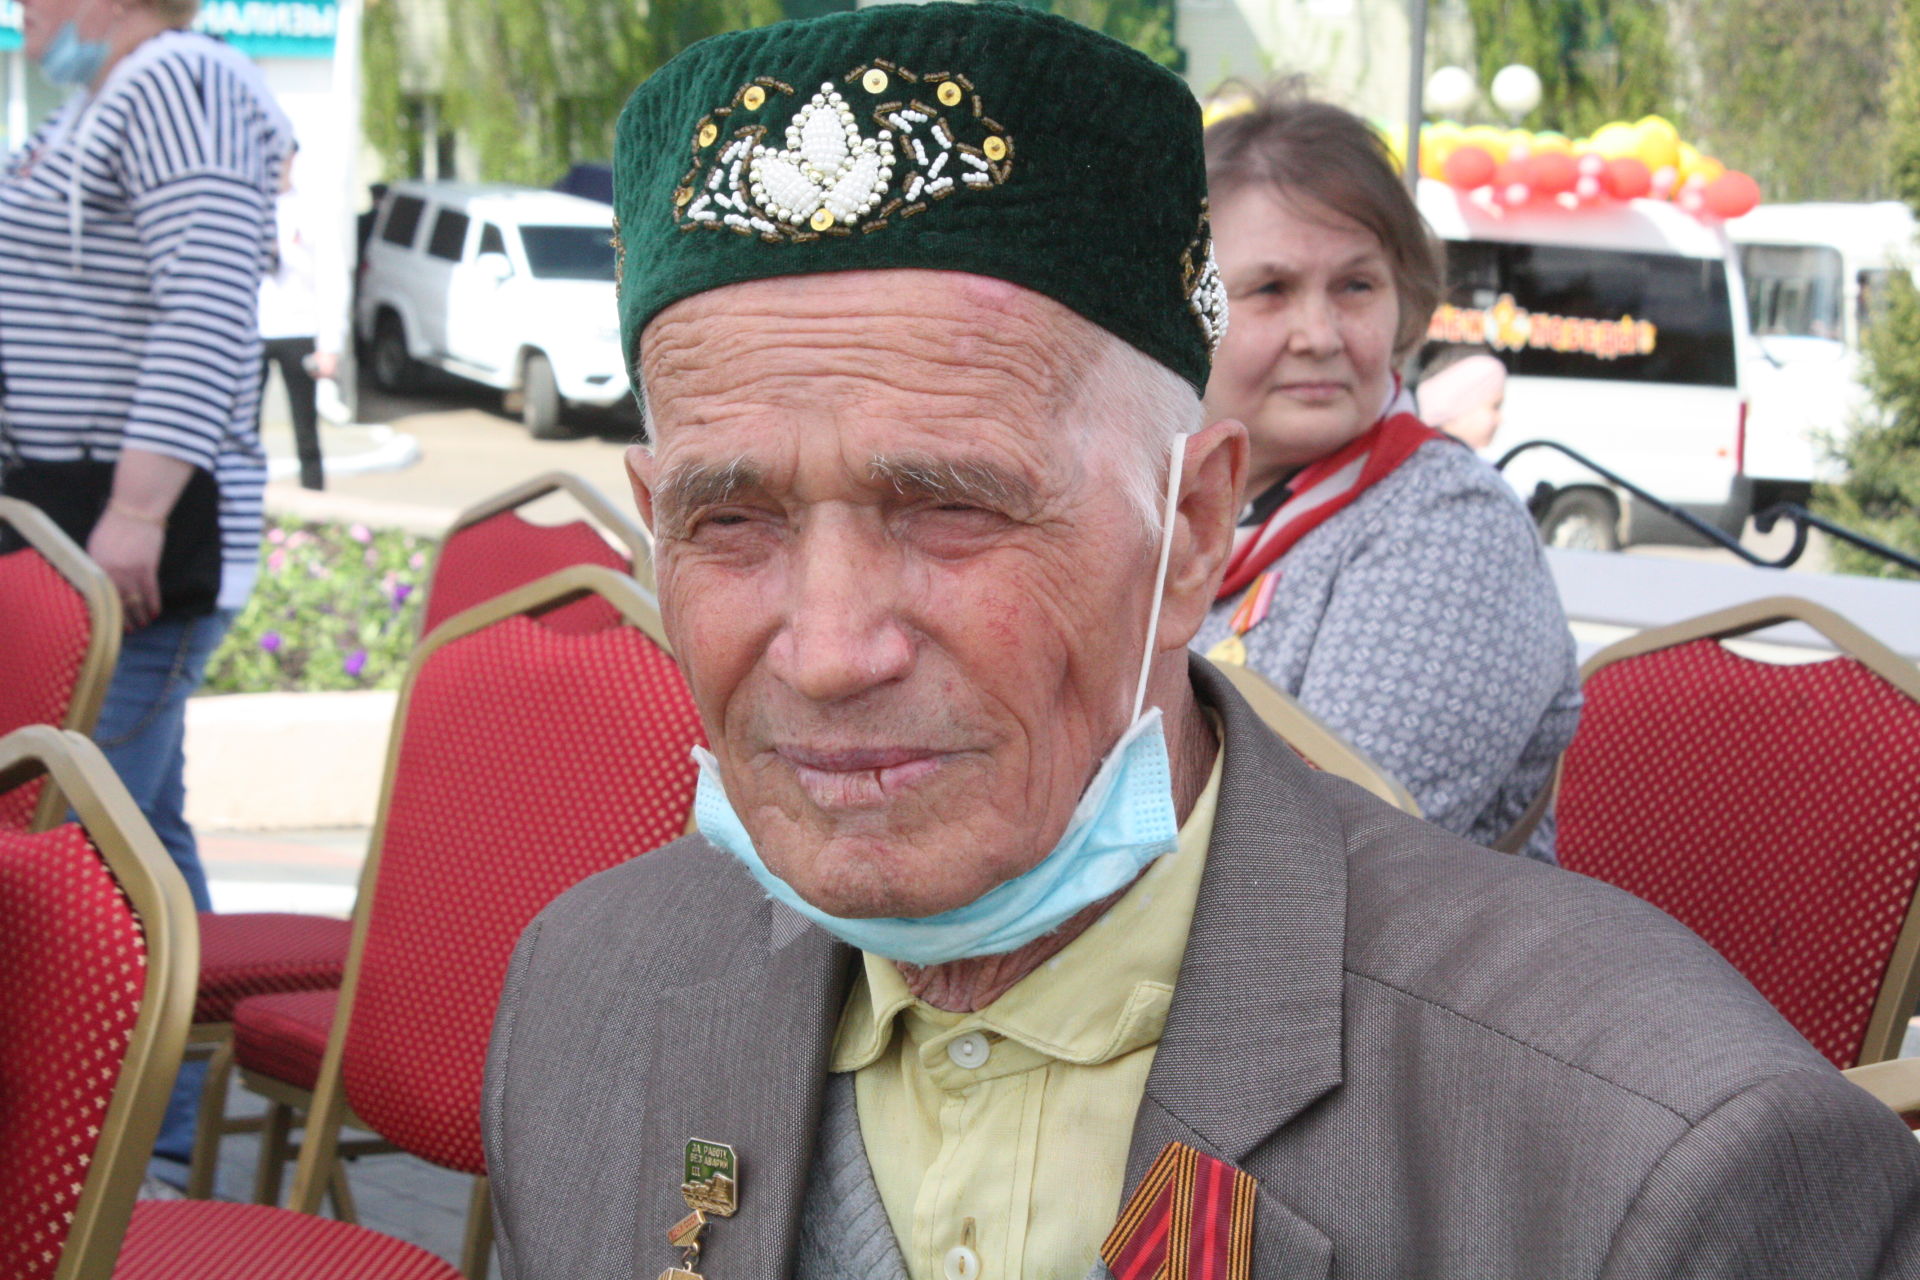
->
[443, 0, 783, 187]
[1459, 0, 1673, 137]
[1817, 0, 1920, 578]
[1680, 0, 1899, 202]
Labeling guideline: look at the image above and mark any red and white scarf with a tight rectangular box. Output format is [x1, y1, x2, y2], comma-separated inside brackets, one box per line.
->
[1215, 380, 1443, 602]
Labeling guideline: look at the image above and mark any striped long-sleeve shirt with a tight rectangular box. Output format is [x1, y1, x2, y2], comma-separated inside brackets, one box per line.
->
[0, 31, 290, 608]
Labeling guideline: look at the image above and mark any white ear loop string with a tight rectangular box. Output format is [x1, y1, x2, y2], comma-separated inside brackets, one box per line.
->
[1131, 431, 1189, 724]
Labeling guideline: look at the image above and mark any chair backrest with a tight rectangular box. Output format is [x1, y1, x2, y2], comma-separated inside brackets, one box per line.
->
[327, 565, 703, 1175]
[0, 498, 122, 831]
[1209, 659, 1421, 816]
[420, 470, 654, 636]
[1557, 596, 1920, 1070]
[0, 726, 196, 1280]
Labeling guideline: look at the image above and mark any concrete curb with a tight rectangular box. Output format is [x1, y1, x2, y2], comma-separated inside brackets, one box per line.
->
[184, 689, 396, 832]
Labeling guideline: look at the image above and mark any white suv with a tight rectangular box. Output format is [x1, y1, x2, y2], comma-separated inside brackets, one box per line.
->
[356, 181, 628, 438]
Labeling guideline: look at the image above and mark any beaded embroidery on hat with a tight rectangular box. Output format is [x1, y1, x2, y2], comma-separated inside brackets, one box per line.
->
[671, 60, 1013, 243]
[1181, 204, 1228, 355]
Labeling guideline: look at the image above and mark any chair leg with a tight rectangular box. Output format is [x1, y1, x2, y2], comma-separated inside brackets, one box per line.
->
[252, 1100, 294, 1206]
[461, 1175, 494, 1280]
[327, 1159, 359, 1224]
[185, 1036, 237, 1199]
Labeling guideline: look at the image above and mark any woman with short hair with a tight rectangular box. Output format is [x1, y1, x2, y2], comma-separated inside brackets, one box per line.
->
[1193, 85, 1580, 861]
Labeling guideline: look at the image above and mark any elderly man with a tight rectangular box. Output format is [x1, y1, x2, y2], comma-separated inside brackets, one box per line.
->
[482, 7, 1920, 1279]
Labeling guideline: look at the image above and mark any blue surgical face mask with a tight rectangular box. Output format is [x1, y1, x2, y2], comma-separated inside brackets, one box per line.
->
[693, 433, 1191, 965]
[37, 19, 110, 87]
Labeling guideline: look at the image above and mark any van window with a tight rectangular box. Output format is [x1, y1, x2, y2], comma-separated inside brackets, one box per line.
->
[478, 223, 506, 257]
[1428, 240, 1738, 388]
[519, 225, 616, 280]
[1739, 243, 1844, 340]
[380, 194, 427, 248]
[426, 209, 471, 262]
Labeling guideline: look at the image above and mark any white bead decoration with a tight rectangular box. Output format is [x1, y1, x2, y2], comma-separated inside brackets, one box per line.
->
[745, 82, 896, 227]
[676, 68, 1012, 239]
[1189, 244, 1229, 353]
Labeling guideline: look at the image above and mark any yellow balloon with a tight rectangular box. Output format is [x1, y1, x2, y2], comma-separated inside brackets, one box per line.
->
[1636, 114, 1679, 143]
[1421, 121, 1464, 178]
[1591, 121, 1639, 159]
[1634, 121, 1680, 173]
[1692, 154, 1727, 184]
[1531, 132, 1574, 158]
[1462, 125, 1509, 164]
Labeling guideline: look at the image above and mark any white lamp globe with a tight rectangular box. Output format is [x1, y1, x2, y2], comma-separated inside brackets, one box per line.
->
[1425, 65, 1478, 118]
[1490, 64, 1543, 120]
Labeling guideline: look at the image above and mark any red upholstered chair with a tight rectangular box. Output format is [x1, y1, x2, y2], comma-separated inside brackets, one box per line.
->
[232, 564, 703, 1277]
[0, 724, 460, 1280]
[420, 470, 653, 637]
[0, 495, 121, 831]
[1556, 596, 1920, 1071]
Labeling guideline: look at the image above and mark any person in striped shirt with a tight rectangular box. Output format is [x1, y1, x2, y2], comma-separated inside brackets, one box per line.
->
[0, 0, 289, 1185]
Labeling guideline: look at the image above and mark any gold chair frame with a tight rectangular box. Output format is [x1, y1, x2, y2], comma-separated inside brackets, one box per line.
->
[0, 496, 124, 831]
[1511, 595, 1920, 1067]
[0, 725, 197, 1280]
[1209, 659, 1421, 816]
[429, 469, 656, 598]
[241, 565, 672, 1279]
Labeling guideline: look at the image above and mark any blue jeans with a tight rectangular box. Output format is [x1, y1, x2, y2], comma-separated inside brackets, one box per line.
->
[94, 606, 236, 1168]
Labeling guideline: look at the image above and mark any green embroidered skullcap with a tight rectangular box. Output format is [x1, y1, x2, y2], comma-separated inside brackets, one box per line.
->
[613, 1, 1225, 395]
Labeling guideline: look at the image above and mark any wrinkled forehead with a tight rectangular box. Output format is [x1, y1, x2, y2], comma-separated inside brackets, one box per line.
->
[639, 270, 1115, 489]
[641, 269, 1103, 409]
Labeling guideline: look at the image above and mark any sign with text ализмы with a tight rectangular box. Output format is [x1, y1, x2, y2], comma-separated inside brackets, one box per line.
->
[0, 0, 337, 57]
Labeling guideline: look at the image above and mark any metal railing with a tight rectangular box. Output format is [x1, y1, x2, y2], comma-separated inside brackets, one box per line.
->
[1493, 440, 1920, 575]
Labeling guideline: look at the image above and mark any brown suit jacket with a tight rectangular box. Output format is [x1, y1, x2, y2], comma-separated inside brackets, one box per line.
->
[484, 658, 1920, 1278]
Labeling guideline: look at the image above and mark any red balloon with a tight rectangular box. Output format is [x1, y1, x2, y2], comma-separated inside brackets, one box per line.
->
[1443, 145, 1497, 190]
[1703, 170, 1761, 218]
[1602, 157, 1651, 200]
[1529, 151, 1578, 195]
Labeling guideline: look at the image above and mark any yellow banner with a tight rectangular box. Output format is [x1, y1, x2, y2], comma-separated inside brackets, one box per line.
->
[1428, 293, 1657, 361]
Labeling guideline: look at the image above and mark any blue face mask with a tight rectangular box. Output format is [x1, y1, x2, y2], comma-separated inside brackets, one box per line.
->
[38, 20, 110, 87]
[693, 434, 1191, 966]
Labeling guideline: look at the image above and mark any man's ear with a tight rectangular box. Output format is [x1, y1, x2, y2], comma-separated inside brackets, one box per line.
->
[1157, 418, 1248, 651]
[625, 443, 658, 536]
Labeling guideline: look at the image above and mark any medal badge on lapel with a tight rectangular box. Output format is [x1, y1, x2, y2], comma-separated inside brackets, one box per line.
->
[1101, 1141, 1258, 1280]
[659, 1138, 739, 1278]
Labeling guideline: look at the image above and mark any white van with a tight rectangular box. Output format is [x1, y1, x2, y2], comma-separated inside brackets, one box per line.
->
[1417, 180, 1756, 549]
[1727, 201, 1914, 494]
[356, 181, 628, 438]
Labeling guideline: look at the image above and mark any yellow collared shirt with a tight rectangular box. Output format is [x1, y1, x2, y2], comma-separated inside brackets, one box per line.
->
[829, 748, 1223, 1280]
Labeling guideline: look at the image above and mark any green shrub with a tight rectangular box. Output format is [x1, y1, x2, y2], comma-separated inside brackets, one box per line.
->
[201, 517, 437, 695]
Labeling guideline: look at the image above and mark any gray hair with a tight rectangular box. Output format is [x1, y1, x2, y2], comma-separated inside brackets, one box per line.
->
[1063, 329, 1206, 537]
[633, 326, 1203, 538]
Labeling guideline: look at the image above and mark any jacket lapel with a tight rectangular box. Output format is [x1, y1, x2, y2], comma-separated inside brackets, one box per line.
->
[627, 890, 851, 1280]
[1118, 656, 1347, 1276]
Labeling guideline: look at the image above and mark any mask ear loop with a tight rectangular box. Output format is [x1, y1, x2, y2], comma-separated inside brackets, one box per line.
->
[1131, 431, 1189, 724]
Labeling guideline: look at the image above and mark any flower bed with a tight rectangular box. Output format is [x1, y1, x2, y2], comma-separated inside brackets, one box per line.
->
[202, 517, 435, 695]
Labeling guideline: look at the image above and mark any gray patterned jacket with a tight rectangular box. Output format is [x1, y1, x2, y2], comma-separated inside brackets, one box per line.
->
[1193, 437, 1580, 862]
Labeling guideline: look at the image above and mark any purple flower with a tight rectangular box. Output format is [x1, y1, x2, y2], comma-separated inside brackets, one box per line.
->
[259, 631, 283, 653]
[349, 523, 373, 544]
[392, 581, 414, 606]
[343, 648, 368, 677]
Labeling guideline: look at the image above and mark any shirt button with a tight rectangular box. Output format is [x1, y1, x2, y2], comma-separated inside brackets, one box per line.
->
[946, 1032, 991, 1069]
[943, 1244, 982, 1280]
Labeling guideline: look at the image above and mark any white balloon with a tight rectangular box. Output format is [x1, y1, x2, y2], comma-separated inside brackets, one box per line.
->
[1490, 64, 1543, 119]
[1425, 65, 1478, 118]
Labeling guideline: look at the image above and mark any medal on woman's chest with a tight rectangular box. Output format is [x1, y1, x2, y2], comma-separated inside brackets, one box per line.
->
[660, 1138, 738, 1278]
[1205, 570, 1278, 667]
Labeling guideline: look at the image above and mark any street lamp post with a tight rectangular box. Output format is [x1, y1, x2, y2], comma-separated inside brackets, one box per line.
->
[1404, 0, 1429, 193]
